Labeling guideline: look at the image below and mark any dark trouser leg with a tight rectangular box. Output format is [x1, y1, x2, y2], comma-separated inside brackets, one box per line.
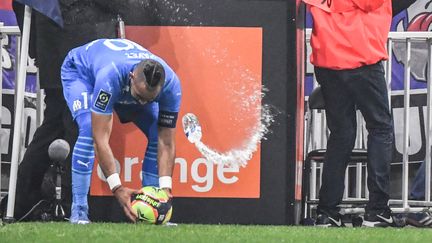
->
[315, 67, 357, 215]
[344, 62, 393, 211]
[410, 161, 426, 200]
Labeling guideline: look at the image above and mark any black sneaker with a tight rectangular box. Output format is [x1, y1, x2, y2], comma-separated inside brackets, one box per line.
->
[406, 212, 432, 227]
[362, 208, 396, 227]
[315, 213, 345, 227]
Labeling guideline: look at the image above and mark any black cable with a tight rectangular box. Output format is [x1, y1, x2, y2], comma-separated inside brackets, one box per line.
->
[17, 199, 49, 222]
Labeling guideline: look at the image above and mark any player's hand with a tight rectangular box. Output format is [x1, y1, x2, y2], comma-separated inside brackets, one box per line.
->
[113, 185, 140, 223]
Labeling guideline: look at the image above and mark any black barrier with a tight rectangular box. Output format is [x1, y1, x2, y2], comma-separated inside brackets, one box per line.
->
[90, 0, 302, 225]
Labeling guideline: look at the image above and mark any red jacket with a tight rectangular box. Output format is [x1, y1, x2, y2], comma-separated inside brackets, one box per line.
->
[304, 0, 392, 70]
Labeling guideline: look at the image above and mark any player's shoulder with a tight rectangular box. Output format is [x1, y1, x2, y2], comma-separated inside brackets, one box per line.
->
[82, 39, 105, 50]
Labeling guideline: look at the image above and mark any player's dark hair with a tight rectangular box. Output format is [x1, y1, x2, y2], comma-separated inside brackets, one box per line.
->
[137, 59, 165, 91]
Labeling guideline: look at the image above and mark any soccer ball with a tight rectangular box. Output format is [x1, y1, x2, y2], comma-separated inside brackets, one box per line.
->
[131, 186, 173, 224]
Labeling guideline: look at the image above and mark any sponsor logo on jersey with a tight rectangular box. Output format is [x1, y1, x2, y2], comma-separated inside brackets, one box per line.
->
[94, 90, 112, 111]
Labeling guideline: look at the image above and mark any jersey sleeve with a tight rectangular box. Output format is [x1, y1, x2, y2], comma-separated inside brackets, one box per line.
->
[91, 64, 122, 115]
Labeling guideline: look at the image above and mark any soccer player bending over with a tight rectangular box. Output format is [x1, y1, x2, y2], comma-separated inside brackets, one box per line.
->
[61, 38, 182, 224]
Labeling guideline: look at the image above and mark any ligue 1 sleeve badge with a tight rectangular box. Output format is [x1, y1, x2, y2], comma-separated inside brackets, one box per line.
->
[94, 90, 112, 111]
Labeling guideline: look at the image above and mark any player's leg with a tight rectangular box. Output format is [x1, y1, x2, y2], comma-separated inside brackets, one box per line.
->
[346, 62, 394, 227]
[315, 67, 357, 227]
[133, 103, 159, 187]
[70, 112, 94, 224]
[410, 161, 426, 200]
[62, 60, 94, 224]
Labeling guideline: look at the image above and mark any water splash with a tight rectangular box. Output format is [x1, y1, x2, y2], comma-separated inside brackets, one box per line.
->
[182, 89, 275, 168]
[178, 26, 275, 167]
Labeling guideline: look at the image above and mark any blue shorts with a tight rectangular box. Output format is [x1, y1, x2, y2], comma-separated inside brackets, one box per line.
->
[61, 57, 94, 119]
[115, 102, 159, 137]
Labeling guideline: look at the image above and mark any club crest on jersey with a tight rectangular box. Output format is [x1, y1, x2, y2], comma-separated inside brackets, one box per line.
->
[94, 90, 112, 111]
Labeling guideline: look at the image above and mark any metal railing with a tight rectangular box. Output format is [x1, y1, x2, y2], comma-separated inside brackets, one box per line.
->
[0, 23, 21, 200]
[305, 29, 432, 214]
[387, 31, 432, 210]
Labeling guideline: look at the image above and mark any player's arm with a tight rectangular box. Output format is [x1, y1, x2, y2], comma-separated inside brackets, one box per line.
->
[157, 73, 181, 196]
[157, 126, 176, 196]
[91, 112, 116, 176]
[92, 112, 138, 222]
[91, 68, 128, 187]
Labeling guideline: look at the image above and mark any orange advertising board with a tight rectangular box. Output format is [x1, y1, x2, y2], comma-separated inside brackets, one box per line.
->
[90, 26, 263, 198]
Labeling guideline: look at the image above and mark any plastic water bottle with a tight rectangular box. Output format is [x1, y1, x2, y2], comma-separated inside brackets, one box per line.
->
[182, 113, 202, 144]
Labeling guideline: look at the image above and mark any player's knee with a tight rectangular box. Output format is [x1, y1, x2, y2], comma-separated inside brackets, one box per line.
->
[76, 112, 92, 137]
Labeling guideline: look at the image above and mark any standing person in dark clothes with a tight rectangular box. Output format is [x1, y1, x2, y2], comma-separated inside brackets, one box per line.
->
[304, 0, 396, 227]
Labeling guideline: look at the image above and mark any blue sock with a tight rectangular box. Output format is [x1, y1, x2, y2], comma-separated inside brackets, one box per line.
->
[72, 171, 91, 206]
[131, 103, 160, 187]
[72, 113, 94, 207]
[142, 141, 159, 187]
